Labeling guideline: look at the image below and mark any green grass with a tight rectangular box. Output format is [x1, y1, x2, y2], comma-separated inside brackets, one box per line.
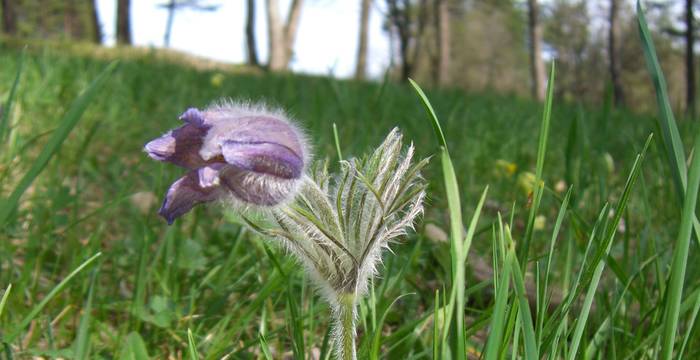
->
[1, 6, 700, 357]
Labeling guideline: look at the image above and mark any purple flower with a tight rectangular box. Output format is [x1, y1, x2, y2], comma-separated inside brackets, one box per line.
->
[144, 102, 309, 224]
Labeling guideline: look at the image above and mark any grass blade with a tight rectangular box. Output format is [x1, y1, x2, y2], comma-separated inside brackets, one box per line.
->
[0, 49, 24, 144]
[439, 137, 465, 357]
[433, 290, 440, 359]
[259, 333, 274, 360]
[463, 186, 489, 263]
[537, 187, 572, 343]
[408, 78, 447, 149]
[637, 0, 700, 250]
[333, 122, 343, 160]
[263, 245, 305, 359]
[637, 0, 687, 194]
[585, 255, 659, 359]
[520, 63, 555, 265]
[541, 204, 609, 352]
[6, 252, 102, 343]
[0, 284, 11, 320]
[369, 293, 414, 360]
[410, 79, 467, 359]
[660, 127, 700, 360]
[73, 267, 100, 360]
[567, 135, 652, 359]
[187, 328, 199, 360]
[0, 61, 118, 227]
[509, 243, 538, 360]
[678, 289, 700, 359]
[484, 238, 513, 360]
[118, 331, 150, 360]
[566, 244, 611, 360]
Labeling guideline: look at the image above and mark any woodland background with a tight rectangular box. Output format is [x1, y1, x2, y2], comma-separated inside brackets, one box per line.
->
[1, 0, 698, 115]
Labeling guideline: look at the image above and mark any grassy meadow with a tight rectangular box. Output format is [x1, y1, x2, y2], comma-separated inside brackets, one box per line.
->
[2, 12, 700, 359]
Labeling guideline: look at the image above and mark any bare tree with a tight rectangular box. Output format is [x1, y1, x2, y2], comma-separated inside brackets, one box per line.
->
[163, 1, 176, 47]
[116, 0, 132, 45]
[246, 0, 260, 66]
[386, 0, 427, 81]
[266, 0, 304, 71]
[652, 0, 697, 116]
[160, 1, 219, 47]
[409, 0, 429, 72]
[284, 0, 303, 64]
[434, 0, 450, 86]
[1, 0, 17, 35]
[527, 0, 546, 101]
[386, 0, 408, 80]
[686, 0, 696, 117]
[89, 0, 103, 44]
[608, 0, 624, 107]
[355, 0, 372, 80]
[267, 0, 285, 70]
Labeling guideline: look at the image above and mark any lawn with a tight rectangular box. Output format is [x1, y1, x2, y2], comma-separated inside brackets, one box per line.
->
[1, 27, 699, 359]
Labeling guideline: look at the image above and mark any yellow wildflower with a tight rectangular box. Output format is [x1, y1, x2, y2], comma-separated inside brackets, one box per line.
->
[517, 171, 539, 195]
[495, 159, 517, 178]
[210, 73, 225, 87]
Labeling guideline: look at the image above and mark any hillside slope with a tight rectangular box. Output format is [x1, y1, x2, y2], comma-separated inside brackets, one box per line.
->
[0, 43, 695, 358]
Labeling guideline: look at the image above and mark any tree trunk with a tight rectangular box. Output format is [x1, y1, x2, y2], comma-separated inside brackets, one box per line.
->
[387, 0, 412, 81]
[89, 0, 103, 44]
[355, 0, 371, 80]
[1, 0, 17, 35]
[387, 23, 396, 69]
[266, 0, 303, 71]
[245, 0, 260, 66]
[608, 0, 624, 107]
[266, 0, 285, 70]
[409, 0, 428, 75]
[164, 0, 175, 47]
[398, 30, 411, 81]
[64, 2, 80, 39]
[116, 0, 132, 45]
[435, 0, 450, 86]
[527, 0, 546, 101]
[283, 0, 303, 65]
[686, 0, 696, 118]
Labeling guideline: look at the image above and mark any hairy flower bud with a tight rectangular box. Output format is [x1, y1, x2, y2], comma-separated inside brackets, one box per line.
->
[144, 102, 309, 224]
[248, 128, 427, 360]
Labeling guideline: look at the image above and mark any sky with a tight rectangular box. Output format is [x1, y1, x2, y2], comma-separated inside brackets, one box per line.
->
[95, 0, 392, 78]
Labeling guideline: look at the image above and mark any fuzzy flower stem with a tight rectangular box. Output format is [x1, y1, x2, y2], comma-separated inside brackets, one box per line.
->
[336, 293, 357, 360]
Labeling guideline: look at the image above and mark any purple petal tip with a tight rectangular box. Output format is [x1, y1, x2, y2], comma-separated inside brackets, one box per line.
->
[144, 135, 175, 161]
[158, 203, 176, 225]
[179, 108, 205, 127]
[158, 170, 222, 225]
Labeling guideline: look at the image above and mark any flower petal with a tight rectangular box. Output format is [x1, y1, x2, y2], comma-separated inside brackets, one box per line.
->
[159, 166, 224, 224]
[144, 123, 210, 169]
[179, 108, 206, 127]
[221, 140, 303, 179]
[144, 134, 175, 162]
[230, 116, 305, 158]
[198, 115, 306, 164]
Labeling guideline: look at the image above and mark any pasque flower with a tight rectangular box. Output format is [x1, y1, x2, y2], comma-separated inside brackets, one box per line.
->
[144, 102, 309, 224]
[146, 105, 425, 360]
